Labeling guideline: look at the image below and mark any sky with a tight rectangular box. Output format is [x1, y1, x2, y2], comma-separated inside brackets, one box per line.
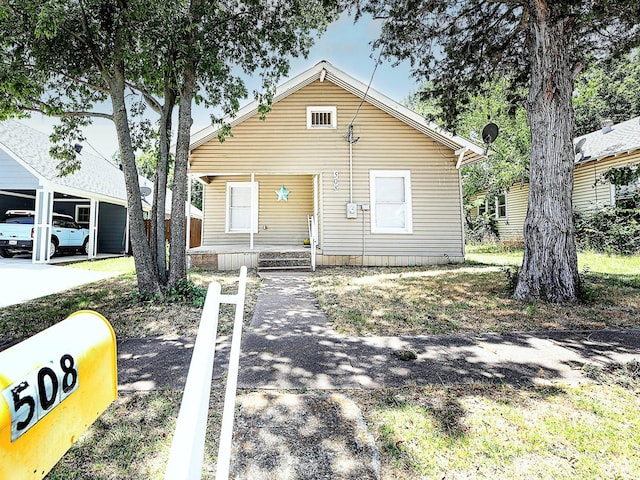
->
[23, 13, 419, 161]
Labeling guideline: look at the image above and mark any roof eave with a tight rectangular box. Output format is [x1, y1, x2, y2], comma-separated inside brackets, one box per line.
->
[189, 61, 486, 161]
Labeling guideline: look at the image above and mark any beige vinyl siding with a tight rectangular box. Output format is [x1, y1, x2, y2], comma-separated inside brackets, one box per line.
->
[202, 175, 313, 246]
[496, 185, 529, 240]
[573, 152, 640, 211]
[191, 80, 464, 257]
[474, 151, 640, 241]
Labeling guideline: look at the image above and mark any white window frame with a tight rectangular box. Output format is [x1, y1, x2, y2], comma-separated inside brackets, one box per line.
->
[369, 170, 413, 234]
[306, 106, 337, 129]
[496, 193, 507, 219]
[225, 182, 258, 233]
[75, 204, 91, 225]
[478, 193, 507, 219]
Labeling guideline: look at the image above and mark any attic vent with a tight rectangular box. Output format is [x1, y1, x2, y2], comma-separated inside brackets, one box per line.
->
[307, 106, 336, 129]
[601, 119, 614, 134]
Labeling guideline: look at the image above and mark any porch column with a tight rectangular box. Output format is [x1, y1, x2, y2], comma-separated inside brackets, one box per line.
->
[250, 173, 255, 250]
[32, 188, 54, 263]
[186, 177, 192, 250]
[88, 199, 99, 259]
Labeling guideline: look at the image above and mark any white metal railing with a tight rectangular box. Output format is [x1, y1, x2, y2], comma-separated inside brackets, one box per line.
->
[164, 266, 247, 480]
[307, 214, 318, 271]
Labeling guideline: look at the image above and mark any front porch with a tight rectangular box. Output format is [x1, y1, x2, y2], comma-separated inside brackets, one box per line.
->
[188, 244, 314, 271]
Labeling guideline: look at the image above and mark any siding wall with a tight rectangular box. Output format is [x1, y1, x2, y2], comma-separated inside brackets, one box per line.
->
[191, 80, 464, 258]
[573, 152, 640, 211]
[97, 202, 127, 253]
[496, 184, 529, 240]
[0, 193, 34, 215]
[202, 174, 313, 246]
[0, 149, 39, 189]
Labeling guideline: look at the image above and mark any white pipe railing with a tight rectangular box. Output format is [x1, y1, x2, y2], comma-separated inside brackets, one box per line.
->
[164, 266, 247, 480]
[307, 214, 318, 271]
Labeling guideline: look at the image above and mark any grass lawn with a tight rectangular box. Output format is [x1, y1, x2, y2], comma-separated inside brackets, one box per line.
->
[1, 255, 639, 479]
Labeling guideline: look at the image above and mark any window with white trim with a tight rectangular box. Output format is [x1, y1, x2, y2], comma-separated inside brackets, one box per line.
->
[496, 193, 507, 218]
[477, 193, 506, 219]
[306, 106, 337, 129]
[226, 182, 258, 233]
[75, 205, 90, 226]
[370, 170, 413, 234]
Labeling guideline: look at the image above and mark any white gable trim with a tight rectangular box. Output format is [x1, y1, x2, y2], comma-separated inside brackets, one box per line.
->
[189, 61, 485, 164]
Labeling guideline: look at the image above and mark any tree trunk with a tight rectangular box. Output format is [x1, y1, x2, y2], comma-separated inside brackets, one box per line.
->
[514, 3, 580, 303]
[155, 92, 175, 285]
[168, 64, 195, 288]
[110, 63, 161, 296]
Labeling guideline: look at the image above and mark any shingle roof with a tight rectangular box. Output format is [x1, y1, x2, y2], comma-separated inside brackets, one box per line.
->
[0, 119, 140, 203]
[575, 117, 640, 164]
[0, 120, 204, 218]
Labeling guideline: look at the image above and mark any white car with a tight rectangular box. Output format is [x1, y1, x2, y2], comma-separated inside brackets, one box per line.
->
[0, 210, 90, 258]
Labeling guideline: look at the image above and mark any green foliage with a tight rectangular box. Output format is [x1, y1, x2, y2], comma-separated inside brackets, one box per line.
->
[465, 211, 499, 244]
[134, 278, 207, 307]
[573, 52, 640, 136]
[164, 278, 207, 307]
[500, 266, 520, 295]
[601, 164, 640, 187]
[574, 207, 640, 255]
[410, 78, 531, 201]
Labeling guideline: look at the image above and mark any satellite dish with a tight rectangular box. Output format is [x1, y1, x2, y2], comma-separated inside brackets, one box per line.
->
[574, 138, 586, 155]
[482, 123, 500, 144]
[140, 186, 152, 197]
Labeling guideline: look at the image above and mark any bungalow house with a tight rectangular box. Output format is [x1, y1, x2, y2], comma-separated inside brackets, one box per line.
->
[0, 119, 201, 263]
[475, 117, 640, 241]
[187, 61, 485, 271]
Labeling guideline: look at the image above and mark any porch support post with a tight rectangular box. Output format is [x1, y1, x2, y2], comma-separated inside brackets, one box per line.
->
[186, 176, 192, 250]
[88, 199, 99, 259]
[32, 187, 54, 263]
[250, 173, 255, 250]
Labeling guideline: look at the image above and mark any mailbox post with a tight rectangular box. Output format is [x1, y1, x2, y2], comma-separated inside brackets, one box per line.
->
[0, 310, 117, 480]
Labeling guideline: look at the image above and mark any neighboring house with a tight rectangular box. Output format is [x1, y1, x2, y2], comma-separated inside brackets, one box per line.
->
[0, 120, 201, 263]
[474, 117, 640, 241]
[187, 61, 485, 271]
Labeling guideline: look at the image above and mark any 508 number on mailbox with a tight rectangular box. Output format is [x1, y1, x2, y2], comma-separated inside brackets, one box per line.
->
[2, 354, 79, 442]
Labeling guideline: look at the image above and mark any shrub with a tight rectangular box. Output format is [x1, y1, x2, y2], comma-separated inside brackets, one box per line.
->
[465, 212, 499, 244]
[574, 207, 640, 255]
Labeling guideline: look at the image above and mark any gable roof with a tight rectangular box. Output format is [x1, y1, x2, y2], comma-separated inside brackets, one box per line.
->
[189, 61, 485, 166]
[575, 117, 640, 164]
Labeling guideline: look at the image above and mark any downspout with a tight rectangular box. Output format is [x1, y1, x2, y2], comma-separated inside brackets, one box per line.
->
[455, 147, 469, 259]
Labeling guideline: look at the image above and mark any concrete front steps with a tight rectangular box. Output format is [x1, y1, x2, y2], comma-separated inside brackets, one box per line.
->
[257, 249, 312, 272]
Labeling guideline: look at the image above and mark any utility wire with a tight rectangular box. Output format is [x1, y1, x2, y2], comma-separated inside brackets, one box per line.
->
[84, 139, 112, 163]
[346, 45, 386, 143]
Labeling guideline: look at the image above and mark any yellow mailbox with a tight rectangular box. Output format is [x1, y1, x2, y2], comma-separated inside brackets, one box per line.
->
[0, 310, 117, 480]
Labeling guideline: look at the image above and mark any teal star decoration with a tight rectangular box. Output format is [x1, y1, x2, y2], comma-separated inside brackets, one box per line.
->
[275, 185, 291, 201]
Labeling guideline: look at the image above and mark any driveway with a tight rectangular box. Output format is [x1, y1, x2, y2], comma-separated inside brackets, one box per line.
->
[0, 256, 117, 308]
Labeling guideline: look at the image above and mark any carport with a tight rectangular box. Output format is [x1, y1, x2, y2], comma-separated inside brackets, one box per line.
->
[0, 120, 154, 263]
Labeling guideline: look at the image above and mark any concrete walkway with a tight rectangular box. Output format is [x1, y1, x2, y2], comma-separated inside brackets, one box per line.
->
[113, 272, 640, 480]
